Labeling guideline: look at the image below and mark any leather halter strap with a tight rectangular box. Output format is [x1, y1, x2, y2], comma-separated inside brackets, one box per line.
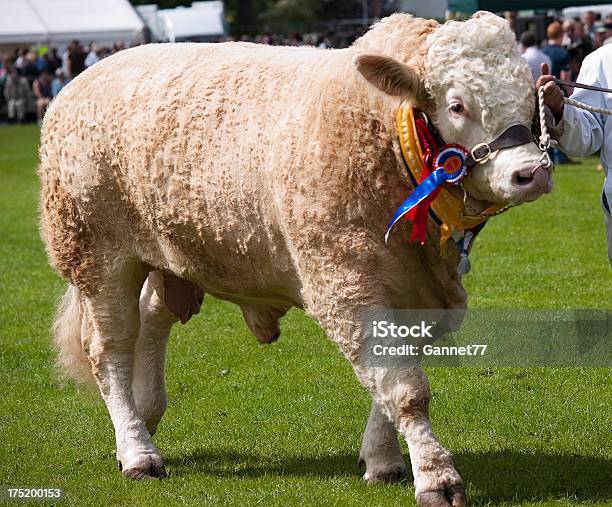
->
[466, 124, 534, 168]
[555, 77, 612, 94]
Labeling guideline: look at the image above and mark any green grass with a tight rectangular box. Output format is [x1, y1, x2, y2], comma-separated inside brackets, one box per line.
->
[0, 124, 610, 506]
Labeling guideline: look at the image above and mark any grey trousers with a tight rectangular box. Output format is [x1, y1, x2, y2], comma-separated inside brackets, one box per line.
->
[605, 211, 612, 268]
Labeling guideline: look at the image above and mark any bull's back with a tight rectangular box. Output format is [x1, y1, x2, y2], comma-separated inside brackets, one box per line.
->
[39, 42, 353, 296]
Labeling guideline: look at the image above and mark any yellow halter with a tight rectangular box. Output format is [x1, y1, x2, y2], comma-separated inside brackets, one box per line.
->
[395, 104, 508, 249]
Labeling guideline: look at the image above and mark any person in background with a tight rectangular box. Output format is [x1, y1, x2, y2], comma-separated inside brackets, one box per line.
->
[259, 33, 274, 45]
[568, 21, 594, 79]
[543, 21, 572, 80]
[542, 21, 575, 165]
[98, 46, 112, 60]
[503, 11, 517, 32]
[562, 19, 574, 47]
[13, 48, 26, 72]
[0, 57, 6, 116]
[85, 42, 99, 67]
[520, 31, 551, 82]
[61, 42, 72, 76]
[594, 23, 612, 48]
[288, 32, 303, 46]
[67, 40, 86, 79]
[3, 67, 29, 124]
[537, 47, 612, 266]
[47, 47, 61, 74]
[52, 68, 67, 97]
[35, 48, 50, 74]
[22, 50, 40, 86]
[113, 40, 125, 53]
[582, 10, 598, 41]
[0, 56, 9, 80]
[32, 69, 52, 125]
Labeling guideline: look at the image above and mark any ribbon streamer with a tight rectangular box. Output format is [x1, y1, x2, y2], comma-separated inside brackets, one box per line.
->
[385, 145, 468, 244]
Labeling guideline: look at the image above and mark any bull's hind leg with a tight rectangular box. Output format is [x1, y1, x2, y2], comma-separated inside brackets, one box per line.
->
[358, 400, 408, 484]
[132, 271, 204, 436]
[82, 261, 166, 479]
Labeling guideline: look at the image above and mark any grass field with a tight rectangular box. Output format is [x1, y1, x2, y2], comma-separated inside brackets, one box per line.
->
[0, 124, 610, 506]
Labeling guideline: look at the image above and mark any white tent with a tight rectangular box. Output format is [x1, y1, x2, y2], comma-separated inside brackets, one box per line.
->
[563, 4, 612, 18]
[0, 0, 47, 44]
[136, 4, 166, 42]
[159, 1, 226, 42]
[0, 0, 144, 46]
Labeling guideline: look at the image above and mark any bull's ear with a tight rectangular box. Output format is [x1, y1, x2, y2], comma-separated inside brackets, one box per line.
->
[353, 53, 421, 99]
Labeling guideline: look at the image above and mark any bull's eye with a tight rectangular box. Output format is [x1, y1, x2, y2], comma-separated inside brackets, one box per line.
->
[450, 103, 464, 114]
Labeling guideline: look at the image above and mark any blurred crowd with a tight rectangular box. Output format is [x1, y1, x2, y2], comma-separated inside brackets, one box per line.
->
[519, 10, 612, 84]
[519, 10, 611, 165]
[0, 40, 126, 125]
[1, 9, 611, 126]
[0, 29, 359, 125]
[231, 30, 362, 49]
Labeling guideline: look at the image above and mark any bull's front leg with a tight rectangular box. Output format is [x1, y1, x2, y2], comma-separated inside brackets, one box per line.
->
[356, 366, 466, 507]
[358, 400, 409, 484]
[308, 298, 465, 506]
[294, 226, 465, 505]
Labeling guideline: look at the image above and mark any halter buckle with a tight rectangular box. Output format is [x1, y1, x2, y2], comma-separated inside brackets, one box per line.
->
[470, 143, 492, 164]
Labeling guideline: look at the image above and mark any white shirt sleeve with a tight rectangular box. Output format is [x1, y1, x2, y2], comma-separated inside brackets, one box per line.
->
[548, 50, 606, 157]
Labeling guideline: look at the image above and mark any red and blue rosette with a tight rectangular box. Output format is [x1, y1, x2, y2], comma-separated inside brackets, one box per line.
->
[385, 145, 468, 244]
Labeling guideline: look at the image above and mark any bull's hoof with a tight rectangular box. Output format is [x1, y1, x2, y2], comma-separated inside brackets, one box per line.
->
[120, 454, 167, 480]
[416, 484, 466, 507]
[358, 456, 409, 484]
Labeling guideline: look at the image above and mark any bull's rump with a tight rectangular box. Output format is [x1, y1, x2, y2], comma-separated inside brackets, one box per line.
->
[38, 42, 353, 295]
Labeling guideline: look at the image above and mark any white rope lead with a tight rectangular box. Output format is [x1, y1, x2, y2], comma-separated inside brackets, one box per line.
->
[537, 85, 552, 150]
[563, 96, 612, 116]
[538, 86, 612, 151]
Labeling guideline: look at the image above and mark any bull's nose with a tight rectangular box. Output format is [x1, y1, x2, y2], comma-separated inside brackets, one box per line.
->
[512, 165, 552, 199]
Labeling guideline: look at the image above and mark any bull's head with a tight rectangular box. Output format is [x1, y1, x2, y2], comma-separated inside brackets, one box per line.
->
[354, 11, 552, 211]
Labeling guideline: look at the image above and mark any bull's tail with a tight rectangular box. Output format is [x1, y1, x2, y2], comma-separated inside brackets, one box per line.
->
[53, 285, 93, 384]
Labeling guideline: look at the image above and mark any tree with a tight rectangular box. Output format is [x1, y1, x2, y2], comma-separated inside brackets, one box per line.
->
[224, 0, 277, 37]
[129, 0, 401, 39]
[259, 0, 320, 35]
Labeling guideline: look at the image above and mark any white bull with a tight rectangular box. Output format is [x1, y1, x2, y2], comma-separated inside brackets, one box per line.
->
[39, 11, 551, 506]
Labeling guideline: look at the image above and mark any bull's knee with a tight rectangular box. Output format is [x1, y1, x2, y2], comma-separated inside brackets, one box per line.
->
[387, 369, 432, 428]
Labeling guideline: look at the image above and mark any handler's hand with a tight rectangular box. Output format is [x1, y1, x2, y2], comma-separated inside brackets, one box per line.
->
[535, 63, 564, 123]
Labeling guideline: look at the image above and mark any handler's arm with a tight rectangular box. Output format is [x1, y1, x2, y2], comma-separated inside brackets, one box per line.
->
[536, 57, 606, 157]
